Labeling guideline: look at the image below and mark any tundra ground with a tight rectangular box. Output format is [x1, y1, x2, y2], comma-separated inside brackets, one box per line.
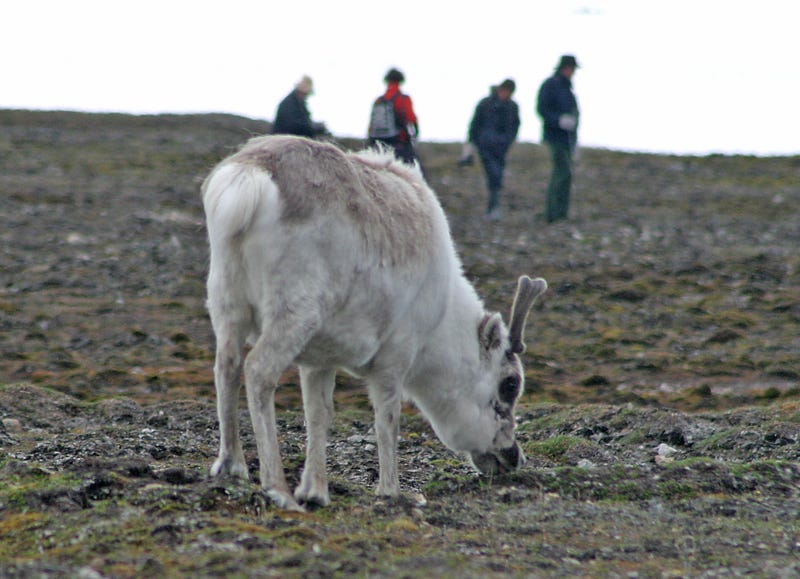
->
[1, 111, 798, 577]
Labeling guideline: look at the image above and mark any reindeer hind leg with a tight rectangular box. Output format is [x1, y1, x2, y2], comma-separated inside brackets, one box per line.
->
[208, 294, 250, 480]
[295, 366, 336, 507]
[243, 307, 324, 512]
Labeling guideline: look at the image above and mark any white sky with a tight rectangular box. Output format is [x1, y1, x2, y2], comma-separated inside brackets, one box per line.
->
[4, 0, 798, 155]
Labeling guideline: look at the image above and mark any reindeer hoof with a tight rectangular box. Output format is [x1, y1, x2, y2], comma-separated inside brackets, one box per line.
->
[210, 456, 249, 480]
[295, 490, 331, 509]
[267, 489, 305, 512]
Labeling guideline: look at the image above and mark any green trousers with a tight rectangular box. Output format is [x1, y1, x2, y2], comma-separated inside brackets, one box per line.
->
[545, 142, 573, 223]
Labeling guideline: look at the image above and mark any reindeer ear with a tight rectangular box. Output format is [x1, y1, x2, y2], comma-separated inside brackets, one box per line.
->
[478, 313, 505, 352]
[508, 276, 548, 354]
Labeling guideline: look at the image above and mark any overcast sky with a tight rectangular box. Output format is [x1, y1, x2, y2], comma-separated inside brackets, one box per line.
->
[4, 0, 798, 155]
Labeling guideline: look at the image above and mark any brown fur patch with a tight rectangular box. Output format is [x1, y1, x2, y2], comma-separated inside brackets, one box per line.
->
[229, 136, 355, 221]
[228, 136, 438, 266]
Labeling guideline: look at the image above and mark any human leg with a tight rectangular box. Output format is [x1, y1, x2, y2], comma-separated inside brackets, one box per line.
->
[393, 140, 416, 165]
[546, 143, 572, 222]
[480, 149, 505, 215]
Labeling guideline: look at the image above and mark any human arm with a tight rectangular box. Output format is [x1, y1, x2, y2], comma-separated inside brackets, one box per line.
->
[536, 78, 562, 128]
[395, 94, 419, 136]
[508, 101, 521, 142]
[467, 99, 485, 144]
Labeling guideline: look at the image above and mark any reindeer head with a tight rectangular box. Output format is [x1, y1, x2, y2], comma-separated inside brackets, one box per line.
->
[468, 276, 547, 475]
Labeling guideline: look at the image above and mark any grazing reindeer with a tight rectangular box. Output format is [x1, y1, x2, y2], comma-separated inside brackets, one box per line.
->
[202, 135, 547, 510]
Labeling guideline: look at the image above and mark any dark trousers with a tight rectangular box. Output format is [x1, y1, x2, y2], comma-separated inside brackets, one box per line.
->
[371, 137, 416, 165]
[546, 142, 572, 222]
[479, 148, 506, 213]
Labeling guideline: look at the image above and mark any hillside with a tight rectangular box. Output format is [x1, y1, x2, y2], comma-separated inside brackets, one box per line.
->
[1, 110, 798, 577]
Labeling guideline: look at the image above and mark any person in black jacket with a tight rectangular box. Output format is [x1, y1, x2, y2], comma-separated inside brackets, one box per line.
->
[273, 76, 327, 138]
[468, 79, 520, 220]
[537, 55, 580, 223]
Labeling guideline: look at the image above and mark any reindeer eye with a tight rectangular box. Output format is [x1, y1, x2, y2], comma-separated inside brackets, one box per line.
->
[498, 376, 520, 403]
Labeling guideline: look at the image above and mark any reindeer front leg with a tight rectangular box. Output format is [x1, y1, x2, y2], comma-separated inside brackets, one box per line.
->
[368, 380, 402, 497]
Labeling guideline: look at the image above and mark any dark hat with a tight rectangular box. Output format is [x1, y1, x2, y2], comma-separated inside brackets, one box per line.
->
[557, 54, 579, 70]
[498, 78, 516, 93]
[384, 68, 405, 84]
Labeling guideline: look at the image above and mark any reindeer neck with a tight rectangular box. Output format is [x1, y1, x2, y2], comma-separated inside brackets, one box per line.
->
[406, 275, 487, 410]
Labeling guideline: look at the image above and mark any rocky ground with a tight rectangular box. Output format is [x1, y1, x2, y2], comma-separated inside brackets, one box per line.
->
[1, 110, 798, 577]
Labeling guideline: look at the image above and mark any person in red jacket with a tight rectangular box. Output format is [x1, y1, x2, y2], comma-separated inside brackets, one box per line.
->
[368, 68, 419, 165]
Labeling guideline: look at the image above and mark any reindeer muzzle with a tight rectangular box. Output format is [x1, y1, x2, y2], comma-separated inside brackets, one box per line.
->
[470, 443, 526, 475]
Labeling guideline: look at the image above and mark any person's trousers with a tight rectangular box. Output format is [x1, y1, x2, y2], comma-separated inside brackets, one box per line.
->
[546, 142, 573, 222]
[479, 149, 506, 213]
[370, 137, 416, 165]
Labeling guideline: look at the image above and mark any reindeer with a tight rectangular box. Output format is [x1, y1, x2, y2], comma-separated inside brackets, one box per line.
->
[202, 135, 547, 510]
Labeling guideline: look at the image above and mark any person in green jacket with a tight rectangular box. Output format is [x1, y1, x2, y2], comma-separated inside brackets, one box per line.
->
[537, 55, 580, 223]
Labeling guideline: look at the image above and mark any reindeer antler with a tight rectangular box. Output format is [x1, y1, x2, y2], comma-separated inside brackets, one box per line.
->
[508, 276, 548, 354]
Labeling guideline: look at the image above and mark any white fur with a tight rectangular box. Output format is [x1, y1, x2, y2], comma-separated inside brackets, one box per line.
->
[202, 135, 546, 510]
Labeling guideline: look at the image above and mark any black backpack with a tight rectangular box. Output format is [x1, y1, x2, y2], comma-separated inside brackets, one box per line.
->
[369, 94, 401, 139]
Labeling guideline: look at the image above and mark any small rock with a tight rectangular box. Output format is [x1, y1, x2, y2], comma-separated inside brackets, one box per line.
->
[655, 443, 678, 465]
[76, 566, 105, 579]
[656, 443, 677, 457]
[2, 417, 23, 433]
[160, 467, 198, 485]
[705, 328, 743, 345]
[140, 558, 167, 576]
[147, 411, 169, 427]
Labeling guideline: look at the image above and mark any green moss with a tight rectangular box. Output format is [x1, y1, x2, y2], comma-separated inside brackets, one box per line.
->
[422, 470, 476, 496]
[697, 427, 741, 451]
[658, 480, 698, 500]
[523, 435, 587, 463]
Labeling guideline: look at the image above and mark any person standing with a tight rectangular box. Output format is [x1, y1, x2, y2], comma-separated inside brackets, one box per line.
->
[273, 76, 327, 138]
[368, 68, 419, 165]
[468, 79, 520, 220]
[537, 55, 580, 223]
